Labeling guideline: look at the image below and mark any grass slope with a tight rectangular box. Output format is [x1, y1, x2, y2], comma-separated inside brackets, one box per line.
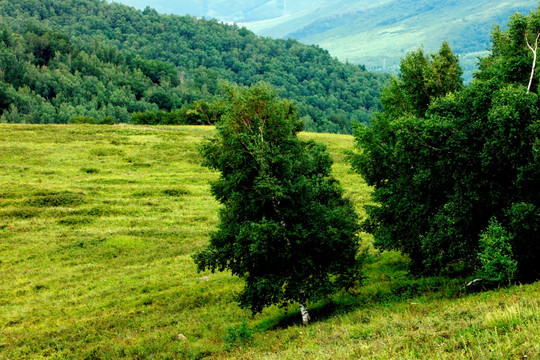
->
[0, 124, 538, 359]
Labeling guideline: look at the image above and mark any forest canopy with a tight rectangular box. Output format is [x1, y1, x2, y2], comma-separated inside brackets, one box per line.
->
[0, 0, 388, 133]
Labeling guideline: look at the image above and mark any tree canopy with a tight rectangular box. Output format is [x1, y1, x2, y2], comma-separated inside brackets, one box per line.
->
[0, 0, 388, 132]
[193, 83, 362, 321]
[350, 10, 540, 283]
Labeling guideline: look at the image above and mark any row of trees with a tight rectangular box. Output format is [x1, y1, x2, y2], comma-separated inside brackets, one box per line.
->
[351, 10, 540, 282]
[0, 22, 216, 124]
[194, 8, 539, 324]
[0, 0, 388, 133]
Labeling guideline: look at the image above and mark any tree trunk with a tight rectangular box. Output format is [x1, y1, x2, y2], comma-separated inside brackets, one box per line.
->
[300, 302, 311, 326]
[527, 45, 537, 94]
[526, 32, 540, 94]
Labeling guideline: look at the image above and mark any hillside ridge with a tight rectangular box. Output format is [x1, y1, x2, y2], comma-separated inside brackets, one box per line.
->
[115, 0, 539, 80]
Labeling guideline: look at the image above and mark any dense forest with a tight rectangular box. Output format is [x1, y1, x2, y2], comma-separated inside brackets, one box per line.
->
[0, 0, 388, 133]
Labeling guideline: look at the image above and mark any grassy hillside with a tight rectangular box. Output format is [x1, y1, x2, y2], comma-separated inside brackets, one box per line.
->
[283, 0, 538, 78]
[1, 124, 539, 359]
[247, 0, 539, 80]
[113, 0, 329, 22]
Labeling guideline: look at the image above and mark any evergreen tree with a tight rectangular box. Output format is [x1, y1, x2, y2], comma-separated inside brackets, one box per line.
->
[193, 83, 362, 324]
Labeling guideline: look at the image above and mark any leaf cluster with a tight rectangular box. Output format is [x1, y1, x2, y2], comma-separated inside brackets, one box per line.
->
[478, 218, 518, 286]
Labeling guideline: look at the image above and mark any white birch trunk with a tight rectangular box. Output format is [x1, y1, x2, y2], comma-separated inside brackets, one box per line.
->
[300, 303, 311, 326]
[527, 45, 537, 93]
[526, 33, 540, 94]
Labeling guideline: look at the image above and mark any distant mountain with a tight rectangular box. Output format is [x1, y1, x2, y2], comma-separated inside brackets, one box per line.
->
[115, 0, 538, 80]
[111, 1, 328, 22]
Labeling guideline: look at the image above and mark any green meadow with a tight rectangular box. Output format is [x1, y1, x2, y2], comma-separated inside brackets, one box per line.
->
[0, 124, 538, 359]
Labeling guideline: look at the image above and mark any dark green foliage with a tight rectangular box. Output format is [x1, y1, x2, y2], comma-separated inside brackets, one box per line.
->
[506, 203, 540, 282]
[183, 99, 226, 125]
[381, 42, 463, 118]
[478, 218, 517, 286]
[130, 56, 179, 86]
[23, 23, 72, 67]
[351, 10, 540, 282]
[477, 10, 540, 88]
[223, 322, 253, 350]
[132, 111, 178, 125]
[193, 83, 362, 315]
[0, 23, 13, 46]
[0, 0, 388, 132]
[97, 116, 116, 125]
[131, 100, 224, 125]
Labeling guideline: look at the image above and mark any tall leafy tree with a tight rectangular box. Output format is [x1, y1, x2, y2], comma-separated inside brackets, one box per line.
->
[351, 11, 540, 282]
[381, 42, 463, 119]
[193, 83, 362, 324]
[477, 10, 540, 90]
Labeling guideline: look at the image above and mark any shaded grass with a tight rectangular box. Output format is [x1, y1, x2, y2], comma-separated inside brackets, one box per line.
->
[0, 124, 538, 359]
[26, 190, 86, 207]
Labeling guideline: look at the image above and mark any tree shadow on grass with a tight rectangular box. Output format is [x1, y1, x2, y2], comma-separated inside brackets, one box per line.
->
[255, 251, 469, 330]
[255, 296, 362, 331]
[256, 277, 466, 331]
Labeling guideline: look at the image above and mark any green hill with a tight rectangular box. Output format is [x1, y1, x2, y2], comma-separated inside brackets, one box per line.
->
[117, 0, 539, 81]
[0, 0, 388, 133]
[1, 124, 538, 359]
[277, 0, 539, 79]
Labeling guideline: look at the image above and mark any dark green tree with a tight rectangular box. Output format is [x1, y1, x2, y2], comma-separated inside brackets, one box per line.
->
[351, 12, 540, 282]
[477, 218, 518, 286]
[381, 42, 463, 119]
[23, 24, 72, 66]
[477, 10, 540, 90]
[193, 83, 362, 324]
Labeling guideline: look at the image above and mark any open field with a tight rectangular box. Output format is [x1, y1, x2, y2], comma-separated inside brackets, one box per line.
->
[0, 124, 538, 359]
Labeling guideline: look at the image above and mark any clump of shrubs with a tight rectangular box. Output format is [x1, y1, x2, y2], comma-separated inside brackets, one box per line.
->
[477, 218, 517, 286]
[223, 321, 253, 350]
[68, 115, 95, 124]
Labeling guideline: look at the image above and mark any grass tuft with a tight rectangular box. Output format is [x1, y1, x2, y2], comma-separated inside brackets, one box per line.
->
[484, 298, 540, 332]
[27, 191, 85, 207]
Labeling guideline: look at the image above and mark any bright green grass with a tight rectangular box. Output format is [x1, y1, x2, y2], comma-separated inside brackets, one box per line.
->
[0, 124, 538, 359]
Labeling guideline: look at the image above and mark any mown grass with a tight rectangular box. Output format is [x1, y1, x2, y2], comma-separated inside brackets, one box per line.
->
[0, 124, 538, 359]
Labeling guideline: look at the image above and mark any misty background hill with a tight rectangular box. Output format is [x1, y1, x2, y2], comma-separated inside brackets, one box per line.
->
[114, 0, 539, 79]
